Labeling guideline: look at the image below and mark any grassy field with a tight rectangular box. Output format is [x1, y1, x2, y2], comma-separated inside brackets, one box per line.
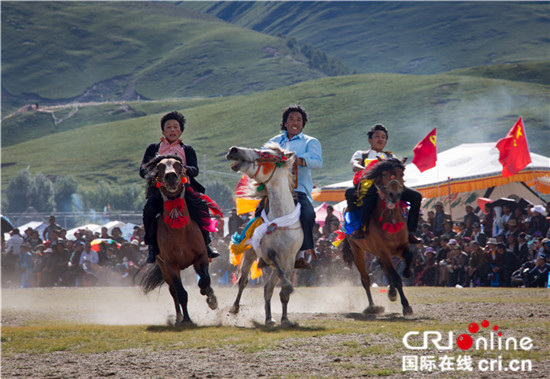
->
[1, 286, 549, 377]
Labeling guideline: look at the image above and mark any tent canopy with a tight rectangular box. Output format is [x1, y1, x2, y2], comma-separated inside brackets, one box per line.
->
[312, 143, 550, 203]
[404, 143, 550, 197]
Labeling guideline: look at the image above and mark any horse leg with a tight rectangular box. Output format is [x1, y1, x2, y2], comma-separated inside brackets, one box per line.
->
[265, 248, 295, 326]
[352, 246, 383, 315]
[194, 262, 217, 310]
[263, 269, 279, 326]
[166, 283, 182, 324]
[230, 248, 256, 315]
[165, 268, 192, 325]
[380, 256, 413, 316]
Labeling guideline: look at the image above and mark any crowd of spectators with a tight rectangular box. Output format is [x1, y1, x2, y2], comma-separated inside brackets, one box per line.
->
[2, 198, 549, 289]
[2, 216, 145, 288]
[411, 199, 550, 288]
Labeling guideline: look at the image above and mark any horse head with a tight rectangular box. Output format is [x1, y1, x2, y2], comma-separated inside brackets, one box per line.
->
[226, 143, 295, 191]
[367, 158, 406, 209]
[144, 155, 188, 198]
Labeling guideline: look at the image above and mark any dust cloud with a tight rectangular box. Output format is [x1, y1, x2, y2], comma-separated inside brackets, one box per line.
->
[1, 280, 402, 327]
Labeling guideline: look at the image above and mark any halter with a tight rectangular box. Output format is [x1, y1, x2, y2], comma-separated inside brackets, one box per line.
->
[249, 150, 288, 190]
[374, 174, 403, 202]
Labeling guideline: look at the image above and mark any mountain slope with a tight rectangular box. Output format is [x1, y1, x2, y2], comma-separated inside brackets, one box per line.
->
[182, 1, 550, 75]
[2, 72, 548, 192]
[1, 1, 337, 115]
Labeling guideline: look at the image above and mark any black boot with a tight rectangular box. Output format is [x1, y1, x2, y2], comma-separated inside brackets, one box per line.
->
[146, 243, 159, 263]
[206, 245, 220, 259]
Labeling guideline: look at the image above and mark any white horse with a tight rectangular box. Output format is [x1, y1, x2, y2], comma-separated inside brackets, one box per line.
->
[226, 143, 303, 327]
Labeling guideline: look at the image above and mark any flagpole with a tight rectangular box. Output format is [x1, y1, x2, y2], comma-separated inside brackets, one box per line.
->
[447, 176, 453, 221]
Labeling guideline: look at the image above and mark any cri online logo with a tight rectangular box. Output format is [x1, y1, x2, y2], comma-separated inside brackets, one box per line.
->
[403, 320, 533, 351]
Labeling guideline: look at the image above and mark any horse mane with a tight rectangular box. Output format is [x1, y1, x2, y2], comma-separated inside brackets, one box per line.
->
[245, 142, 296, 198]
[143, 154, 183, 187]
[365, 158, 405, 180]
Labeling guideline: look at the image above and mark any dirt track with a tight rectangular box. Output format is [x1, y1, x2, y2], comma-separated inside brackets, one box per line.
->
[2, 285, 549, 378]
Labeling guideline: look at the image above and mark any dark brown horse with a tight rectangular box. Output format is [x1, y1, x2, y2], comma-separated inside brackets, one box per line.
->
[343, 158, 413, 316]
[140, 155, 217, 325]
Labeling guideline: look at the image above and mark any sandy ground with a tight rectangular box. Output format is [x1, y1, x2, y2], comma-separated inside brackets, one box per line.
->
[2, 284, 549, 378]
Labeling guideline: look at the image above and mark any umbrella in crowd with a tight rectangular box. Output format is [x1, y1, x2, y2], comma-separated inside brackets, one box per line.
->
[90, 238, 121, 252]
[1, 215, 15, 234]
[485, 197, 518, 211]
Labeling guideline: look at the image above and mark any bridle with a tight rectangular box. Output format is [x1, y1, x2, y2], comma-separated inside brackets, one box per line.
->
[249, 150, 288, 187]
[374, 171, 403, 202]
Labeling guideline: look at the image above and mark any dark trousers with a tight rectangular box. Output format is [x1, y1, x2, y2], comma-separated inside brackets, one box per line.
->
[296, 191, 316, 251]
[345, 185, 422, 234]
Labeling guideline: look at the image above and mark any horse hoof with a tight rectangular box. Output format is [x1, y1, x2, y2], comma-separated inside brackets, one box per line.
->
[266, 319, 277, 327]
[207, 293, 218, 310]
[229, 304, 239, 315]
[403, 306, 413, 316]
[388, 287, 397, 302]
[281, 319, 298, 328]
[176, 319, 195, 327]
[364, 305, 384, 314]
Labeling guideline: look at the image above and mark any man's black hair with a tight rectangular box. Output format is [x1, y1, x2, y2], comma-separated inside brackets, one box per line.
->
[161, 111, 186, 132]
[367, 123, 388, 140]
[280, 104, 308, 131]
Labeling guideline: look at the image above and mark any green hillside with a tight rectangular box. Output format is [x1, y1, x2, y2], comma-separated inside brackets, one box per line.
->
[2, 71, 548, 195]
[1, 1, 339, 116]
[182, 1, 550, 75]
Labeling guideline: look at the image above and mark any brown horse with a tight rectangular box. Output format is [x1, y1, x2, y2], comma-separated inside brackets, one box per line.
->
[140, 155, 217, 325]
[343, 158, 413, 316]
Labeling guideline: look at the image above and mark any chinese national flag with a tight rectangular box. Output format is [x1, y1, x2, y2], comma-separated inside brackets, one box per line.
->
[496, 118, 531, 177]
[412, 128, 437, 172]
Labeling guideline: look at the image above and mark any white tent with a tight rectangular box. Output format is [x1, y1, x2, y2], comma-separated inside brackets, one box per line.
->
[312, 143, 549, 220]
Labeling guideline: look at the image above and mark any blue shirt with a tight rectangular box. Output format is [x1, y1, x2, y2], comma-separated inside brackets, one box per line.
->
[268, 131, 323, 202]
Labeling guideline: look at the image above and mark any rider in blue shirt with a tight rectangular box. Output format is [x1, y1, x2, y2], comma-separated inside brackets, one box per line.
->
[263, 104, 323, 269]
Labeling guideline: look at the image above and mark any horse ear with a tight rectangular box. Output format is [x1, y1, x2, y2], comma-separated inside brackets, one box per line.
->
[377, 156, 384, 162]
[401, 157, 408, 164]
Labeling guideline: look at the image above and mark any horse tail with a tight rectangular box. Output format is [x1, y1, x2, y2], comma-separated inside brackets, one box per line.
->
[342, 238, 354, 269]
[140, 264, 165, 294]
[402, 246, 413, 278]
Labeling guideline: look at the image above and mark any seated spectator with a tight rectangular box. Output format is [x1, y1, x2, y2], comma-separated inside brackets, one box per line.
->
[483, 239, 505, 287]
[441, 219, 457, 240]
[415, 247, 437, 286]
[111, 227, 127, 244]
[511, 259, 536, 287]
[437, 238, 454, 286]
[465, 241, 485, 287]
[100, 227, 111, 239]
[463, 204, 480, 236]
[420, 222, 434, 245]
[448, 243, 469, 286]
[471, 222, 487, 247]
[525, 253, 550, 287]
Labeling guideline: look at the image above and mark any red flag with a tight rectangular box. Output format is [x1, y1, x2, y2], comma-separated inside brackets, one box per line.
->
[412, 128, 437, 172]
[496, 118, 531, 177]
